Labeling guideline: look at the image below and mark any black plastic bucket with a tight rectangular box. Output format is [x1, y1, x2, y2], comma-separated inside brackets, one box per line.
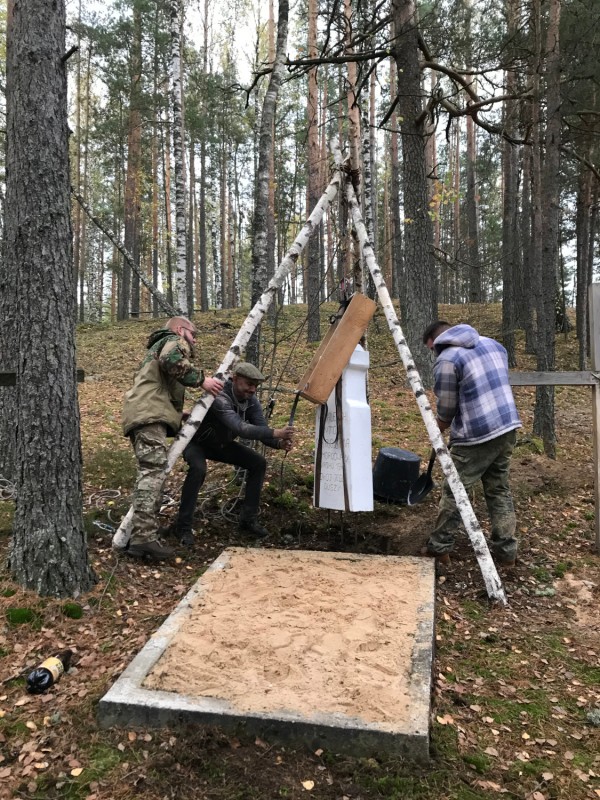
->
[372, 447, 421, 504]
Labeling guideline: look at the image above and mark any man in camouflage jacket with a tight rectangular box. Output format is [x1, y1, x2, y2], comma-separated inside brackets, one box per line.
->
[122, 316, 222, 561]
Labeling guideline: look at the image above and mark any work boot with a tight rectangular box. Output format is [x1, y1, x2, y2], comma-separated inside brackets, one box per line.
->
[419, 546, 451, 566]
[126, 539, 175, 562]
[238, 517, 269, 539]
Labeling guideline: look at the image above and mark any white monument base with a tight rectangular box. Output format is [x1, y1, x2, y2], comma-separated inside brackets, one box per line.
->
[314, 345, 373, 511]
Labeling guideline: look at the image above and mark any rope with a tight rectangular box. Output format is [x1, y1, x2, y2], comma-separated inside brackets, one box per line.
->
[0, 476, 16, 501]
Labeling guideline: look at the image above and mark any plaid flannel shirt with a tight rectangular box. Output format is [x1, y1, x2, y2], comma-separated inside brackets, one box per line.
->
[433, 324, 521, 445]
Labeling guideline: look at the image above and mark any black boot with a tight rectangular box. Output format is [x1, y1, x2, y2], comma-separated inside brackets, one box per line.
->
[238, 509, 268, 539]
[175, 528, 195, 547]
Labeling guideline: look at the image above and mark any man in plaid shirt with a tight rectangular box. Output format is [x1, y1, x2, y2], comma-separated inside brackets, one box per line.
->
[421, 321, 521, 567]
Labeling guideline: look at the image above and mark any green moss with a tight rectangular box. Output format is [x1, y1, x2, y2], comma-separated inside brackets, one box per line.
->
[462, 753, 491, 774]
[62, 602, 84, 620]
[5, 607, 35, 625]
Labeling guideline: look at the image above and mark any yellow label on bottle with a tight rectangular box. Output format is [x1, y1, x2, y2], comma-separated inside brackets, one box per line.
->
[39, 656, 64, 682]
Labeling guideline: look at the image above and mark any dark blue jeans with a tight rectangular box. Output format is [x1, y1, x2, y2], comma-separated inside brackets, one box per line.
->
[176, 440, 267, 532]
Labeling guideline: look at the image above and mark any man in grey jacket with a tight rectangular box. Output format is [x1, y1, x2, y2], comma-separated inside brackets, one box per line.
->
[172, 362, 294, 544]
[421, 321, 521, 567]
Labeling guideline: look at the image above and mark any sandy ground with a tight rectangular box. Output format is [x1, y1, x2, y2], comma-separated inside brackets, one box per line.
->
[144, 548, 434, 725]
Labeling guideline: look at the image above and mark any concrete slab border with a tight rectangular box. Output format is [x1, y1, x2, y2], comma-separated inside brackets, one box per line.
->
[97, 550, 435, 761]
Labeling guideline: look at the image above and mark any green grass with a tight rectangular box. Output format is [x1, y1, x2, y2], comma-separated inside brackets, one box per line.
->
[462, 753, 491, 774]
[30, 742, 128, 800]
[83, 448, 135, 488]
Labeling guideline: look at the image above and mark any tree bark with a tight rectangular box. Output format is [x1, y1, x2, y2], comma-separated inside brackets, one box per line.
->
[391, 0, 437, 387]
[6, 0, 94, 596]
[306, 0, 321, 341]
[171, 0, 187, 314]
[534, 0, 561, 457]
[122, 3, 142, 320]
[501, 0, 521, 366]
[248, 0, 289, 363]
[389, 55, 403, 301]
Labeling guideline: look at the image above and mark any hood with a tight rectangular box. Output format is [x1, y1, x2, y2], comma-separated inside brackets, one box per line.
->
[434, 324, 480, 354]
[146, 328, 174, 349]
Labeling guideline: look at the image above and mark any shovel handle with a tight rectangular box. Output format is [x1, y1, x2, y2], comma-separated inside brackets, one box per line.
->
[288, 393, 300, 427]
[425, 448, 436, 476]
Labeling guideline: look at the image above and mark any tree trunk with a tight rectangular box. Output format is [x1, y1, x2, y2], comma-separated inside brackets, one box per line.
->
[306, 0, 320, 341]
[122, 4, 142, 320]
[501, 0, 521, 367]
[6, 0, 94, 596]
[391, 0, 437, 387]
[389, 55, 403, 300]
[248, 0, 289, 363]
[187, 137, 195, 315]
[171, 0, 187, 314]
[533, 0, 561, 457]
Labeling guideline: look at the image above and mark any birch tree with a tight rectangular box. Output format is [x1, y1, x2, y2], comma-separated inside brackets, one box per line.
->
[306, 0, 321, 341]
[171, 0, 188, 314]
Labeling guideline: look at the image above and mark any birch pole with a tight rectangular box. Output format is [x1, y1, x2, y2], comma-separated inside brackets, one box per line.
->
[333, 144, 507, 605]
[113, 164, 344, 549]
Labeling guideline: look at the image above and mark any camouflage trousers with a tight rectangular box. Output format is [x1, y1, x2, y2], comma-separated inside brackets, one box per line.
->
[426, 429, 518, 563]
[130, 423, 169, 545]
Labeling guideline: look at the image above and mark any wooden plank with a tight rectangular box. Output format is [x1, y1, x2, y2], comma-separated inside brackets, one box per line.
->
[590, 285, 600, 554]
[297, 293, 377, 405]
[0, 369, 85, 386]
[509, 371, 599, 386]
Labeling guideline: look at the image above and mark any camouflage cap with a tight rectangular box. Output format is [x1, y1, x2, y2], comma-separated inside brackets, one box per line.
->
[233, 362, 265, 382]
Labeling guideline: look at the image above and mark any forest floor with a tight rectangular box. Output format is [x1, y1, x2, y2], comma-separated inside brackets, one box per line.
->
[0, 303, 599, 800]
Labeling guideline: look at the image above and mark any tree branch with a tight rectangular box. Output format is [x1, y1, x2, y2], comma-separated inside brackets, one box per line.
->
[71, 188, 178, 317]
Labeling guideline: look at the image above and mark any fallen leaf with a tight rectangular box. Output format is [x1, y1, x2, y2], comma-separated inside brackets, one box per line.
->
[542, 772, 554, 781]
[485, 747, 499, 757]
[314, 748, 323, 756]
[71, 768, 84, 777]
[474, 780, 504, 791]
[254, 737, 269, 749]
